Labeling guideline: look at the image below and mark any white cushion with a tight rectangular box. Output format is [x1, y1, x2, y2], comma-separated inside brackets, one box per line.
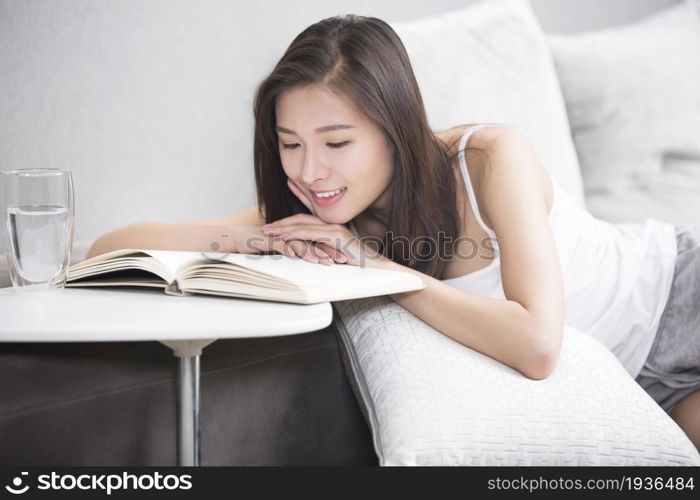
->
[333, 295, 700, 466]
[586, 156, 700, 226]
[547, 0, 700, 196]
[390, 0, 586, 208]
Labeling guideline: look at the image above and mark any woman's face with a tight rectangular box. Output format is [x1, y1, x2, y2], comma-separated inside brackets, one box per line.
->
[275, 85, 394, 224]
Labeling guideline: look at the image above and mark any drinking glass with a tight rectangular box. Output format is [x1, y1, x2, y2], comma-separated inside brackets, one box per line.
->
[1, 169, 74, 291]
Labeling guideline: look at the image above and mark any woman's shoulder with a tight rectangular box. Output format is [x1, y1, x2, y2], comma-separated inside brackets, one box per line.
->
[437, 123, 553, 228]
[467, 123, 525, 147]
[435, 123, 524, 162]
[436, 123, 528, 175]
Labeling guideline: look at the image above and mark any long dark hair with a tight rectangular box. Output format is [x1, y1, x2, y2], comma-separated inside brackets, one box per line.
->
[253, 14, 481, 279]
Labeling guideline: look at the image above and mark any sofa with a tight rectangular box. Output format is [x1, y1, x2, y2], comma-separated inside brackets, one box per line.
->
[2, 0, 699, 465]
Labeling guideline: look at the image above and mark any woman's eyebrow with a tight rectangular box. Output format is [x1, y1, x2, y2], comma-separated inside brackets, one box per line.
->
[276, 124, 356, 135]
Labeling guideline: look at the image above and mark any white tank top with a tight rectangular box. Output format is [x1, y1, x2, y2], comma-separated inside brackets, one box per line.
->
[442, 125, 679, 378]
[349, 124, 678, 378]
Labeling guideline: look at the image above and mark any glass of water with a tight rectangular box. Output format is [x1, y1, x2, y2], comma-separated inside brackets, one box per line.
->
[1, 169, 74, 291]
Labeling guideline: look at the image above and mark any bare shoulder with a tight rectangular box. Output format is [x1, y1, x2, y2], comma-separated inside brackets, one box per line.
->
[433, 123, 483, 155]
[466, 126, 554, 227]
[468, 125, 530, 157]
[435, 124, 524, 170]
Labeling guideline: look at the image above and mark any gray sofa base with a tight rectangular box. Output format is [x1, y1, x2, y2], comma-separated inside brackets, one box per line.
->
[0, 323, 377, 466]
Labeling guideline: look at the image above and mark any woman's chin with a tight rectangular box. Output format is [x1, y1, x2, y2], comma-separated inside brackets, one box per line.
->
[317, 214, 346, 224]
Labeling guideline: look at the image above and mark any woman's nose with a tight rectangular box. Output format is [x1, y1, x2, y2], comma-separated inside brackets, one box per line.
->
[301, 150, 329, 185]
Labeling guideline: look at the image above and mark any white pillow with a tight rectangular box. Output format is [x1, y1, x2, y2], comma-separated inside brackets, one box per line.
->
[333, 295, 700, 466]
[390, 0, 586, 208]
[547, 1, 700, 196]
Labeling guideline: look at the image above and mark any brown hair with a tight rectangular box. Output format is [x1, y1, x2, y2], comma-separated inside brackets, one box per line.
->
[253, 14, 482, 279]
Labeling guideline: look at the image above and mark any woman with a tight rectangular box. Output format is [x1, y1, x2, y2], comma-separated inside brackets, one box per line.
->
[86, 15, 699, 450]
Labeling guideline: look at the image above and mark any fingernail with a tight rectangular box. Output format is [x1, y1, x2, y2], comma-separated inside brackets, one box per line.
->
[277, 233, 289, 239]
[261, 224, 272, 229]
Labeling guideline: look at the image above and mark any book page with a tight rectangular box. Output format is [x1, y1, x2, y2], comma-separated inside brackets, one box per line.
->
[180, 253, 425, 302]
[67, 248, 201, 284]
[138, 249, 210, 278]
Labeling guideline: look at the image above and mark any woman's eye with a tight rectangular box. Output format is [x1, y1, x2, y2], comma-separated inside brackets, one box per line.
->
[281, 141, 349, 150]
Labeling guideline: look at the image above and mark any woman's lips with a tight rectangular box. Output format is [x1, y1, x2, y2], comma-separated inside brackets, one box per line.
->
[312, 187, 347, 206]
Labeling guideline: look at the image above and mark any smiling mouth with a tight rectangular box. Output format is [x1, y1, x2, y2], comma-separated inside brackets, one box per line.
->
[312, 187, 347, 199]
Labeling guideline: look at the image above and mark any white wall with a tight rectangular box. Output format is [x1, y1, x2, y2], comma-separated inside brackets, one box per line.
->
[0, 0, 679, 254]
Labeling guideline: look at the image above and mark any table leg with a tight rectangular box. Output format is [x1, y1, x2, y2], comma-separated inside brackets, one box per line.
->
[159, 339, 216, 466]
[177, 354, 200, 466]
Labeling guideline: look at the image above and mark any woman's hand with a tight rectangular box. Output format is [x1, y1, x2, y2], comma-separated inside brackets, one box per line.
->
[261, 213, 390, 269]
[229, 223, 309, 258]
[257, 178, 393, 269]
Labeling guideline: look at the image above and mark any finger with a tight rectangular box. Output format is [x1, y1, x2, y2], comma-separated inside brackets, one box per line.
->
[292, 240, 332, 265]
[264, 223, 337, 236]
[265, 215, 326, 229]
[288, 237, 341, 266]
[284, 239, 301, 259]
[297, 240, 329, 264]
[289, 239, 319, 263]
[276, 228, 342, 247]
[274, 231, 341, 264]
[287, 178, 317, 217]
[271, 237, 294, 258]
[317, 241, 348, 263]
[308, 242, 335, 265]
[262, 225, 333, 243]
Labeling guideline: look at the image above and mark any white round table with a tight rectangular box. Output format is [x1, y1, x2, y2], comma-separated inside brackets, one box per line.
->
[0, 286, 333, 466]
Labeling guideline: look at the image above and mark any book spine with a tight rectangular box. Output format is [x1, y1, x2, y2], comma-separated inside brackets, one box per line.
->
[164, 281, 186, 296]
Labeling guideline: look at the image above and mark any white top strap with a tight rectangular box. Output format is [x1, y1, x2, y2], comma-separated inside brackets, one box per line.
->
[458, 125, 499, 240]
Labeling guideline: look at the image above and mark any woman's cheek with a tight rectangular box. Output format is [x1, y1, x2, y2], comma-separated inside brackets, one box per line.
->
[279, 156, 299, 180]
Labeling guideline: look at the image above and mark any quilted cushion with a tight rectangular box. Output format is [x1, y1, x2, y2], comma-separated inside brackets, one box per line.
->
[332, 295, 700, 466]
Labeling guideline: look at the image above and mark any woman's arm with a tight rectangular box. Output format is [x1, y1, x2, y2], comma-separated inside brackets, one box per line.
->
[85, 205, 266, 259]
[84, 222, 241, 259]
[384, 127, 565, 380]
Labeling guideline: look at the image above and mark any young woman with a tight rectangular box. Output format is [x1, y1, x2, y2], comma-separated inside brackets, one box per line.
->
[86, 15, 699, 450]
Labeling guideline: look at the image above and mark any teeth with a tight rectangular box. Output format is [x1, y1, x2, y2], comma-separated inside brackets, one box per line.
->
[315, 187, 345, 198]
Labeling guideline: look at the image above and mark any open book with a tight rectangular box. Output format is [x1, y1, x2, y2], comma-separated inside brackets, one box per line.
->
[65, 249, 425, 304]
